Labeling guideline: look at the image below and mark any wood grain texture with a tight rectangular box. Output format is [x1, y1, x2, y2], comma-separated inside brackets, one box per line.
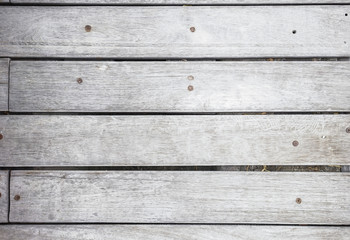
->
[0, 6, 349, 58]
[10, 0, 350, 4]
[0, 171, 8, 223]
[1, 225, 350, 240]
[0, 59, 9, 112]
[9, 171, 350, 224]
[10, 61, 350, 112]
[0, 115, 350, 166]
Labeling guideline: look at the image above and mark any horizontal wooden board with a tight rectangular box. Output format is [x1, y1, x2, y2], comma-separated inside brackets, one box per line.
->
[10, 61, 350, 112]
[10, 0, 350, 5]
[0, 6, 349, 58]
[1, 225, 350, 240]
[10, 171, 350, 224]
[0, 115, 350, 166]
[0, 171, 8, 223]
[0, 59, 9, 111]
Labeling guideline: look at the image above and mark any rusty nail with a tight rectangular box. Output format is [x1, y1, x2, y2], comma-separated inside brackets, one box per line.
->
[296, 198, 302, 204]
[188, 85, 194, 91]
[14, 195, 20, 201]
[292, 140, 299, 147]
[187, 75, 194, 80]
[85, 25, 92, 32]
[190, 27, 196, 32]
[0, 134, 3, 140]
[346, 127, 350, 133]
[77, 78, 83, 84]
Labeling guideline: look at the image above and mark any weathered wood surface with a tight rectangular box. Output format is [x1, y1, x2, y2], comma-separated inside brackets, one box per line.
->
[1, 225, 350, 240]
[1, 115, 350, 166]
[0, 0, 10, 3]
[10, 171, 350, 224]
[10, 61, 350, 112]
[10, 0, 350, 4]
[0, 6, 349, 58]
[0, 171, 8, 223]
[0, 59, 9, 112]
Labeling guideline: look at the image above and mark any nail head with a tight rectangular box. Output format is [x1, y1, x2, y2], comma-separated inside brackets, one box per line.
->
[346, 127, 350, 133]
[14, 195, 20, 201]
[188, 85, 194, 91]
[292, 140, 299, 147]
[187, 75, 194, 80]
[85, 25, 92, 32]
[0, 134, 3, 140]
[77, 78, 83, 84]
[190, 27, 196, 32]
[296, 198, 302, 204]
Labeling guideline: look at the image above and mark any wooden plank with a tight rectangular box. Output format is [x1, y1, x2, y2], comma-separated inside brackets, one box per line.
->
[1, 225, 350, 240]
[0, 59, 9, 112]
[10, 0, 350, 5]
[0, 115, 349, 166]
[9, 171, 350, 224]
[0, 6, 349, 58]
[0, 0, 10, 4]
[0, 171, 8, 223]
[10, 61, 350, 112]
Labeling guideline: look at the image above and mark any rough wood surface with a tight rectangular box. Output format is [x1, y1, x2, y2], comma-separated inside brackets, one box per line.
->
[0, 171, 8, 223]
[9, 171, 350, 224]
[1, 115, 350, 166]
[0, 0, 10, 3]
[0, 59, 9, 112]
[1, 225, 350, 240]
[0, 6, 349, 58]
[10, 0, 350, 4]
[10, 61, 350, 112]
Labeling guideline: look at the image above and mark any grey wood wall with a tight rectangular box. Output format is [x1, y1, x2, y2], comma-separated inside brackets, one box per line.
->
[0, 0, 349, 238]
